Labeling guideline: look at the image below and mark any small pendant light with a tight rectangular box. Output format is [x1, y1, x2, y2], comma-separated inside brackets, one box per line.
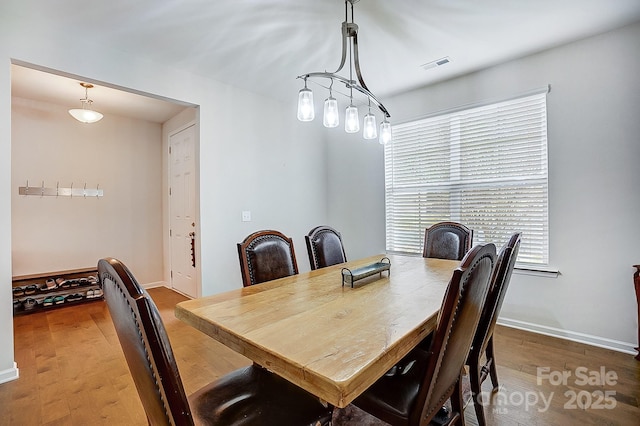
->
[297, 78, 314, 122]
[68, 83, 104, 124]
[323, 81, 339, 128]
[363, 100, 377, 140]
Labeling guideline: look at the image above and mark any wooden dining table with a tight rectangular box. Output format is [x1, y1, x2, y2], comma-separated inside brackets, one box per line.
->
[175, 253, 459, 408]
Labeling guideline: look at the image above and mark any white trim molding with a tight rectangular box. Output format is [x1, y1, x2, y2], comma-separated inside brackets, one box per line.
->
[498, 317, 637, 355]
[142, 280, 168, 289]
[0, 362, 19, 384]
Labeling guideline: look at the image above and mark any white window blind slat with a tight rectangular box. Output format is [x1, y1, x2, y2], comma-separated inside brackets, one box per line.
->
[385, 92, 549, 265]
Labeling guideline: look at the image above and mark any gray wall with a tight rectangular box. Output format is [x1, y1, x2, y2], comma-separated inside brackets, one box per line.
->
[328, 21, 640, 351]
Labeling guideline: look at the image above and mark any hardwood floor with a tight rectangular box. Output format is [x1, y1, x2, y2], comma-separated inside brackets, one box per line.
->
[1, 286, 638, 425]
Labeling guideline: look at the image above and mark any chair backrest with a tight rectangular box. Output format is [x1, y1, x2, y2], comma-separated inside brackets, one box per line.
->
[237, 229, 299, 287]
[412, 243, 496, 424]
[422, 221, 473, 260]
[98, 257, 194, 426]
[472, 232, 522, 356]
[305, 225, 347, 270]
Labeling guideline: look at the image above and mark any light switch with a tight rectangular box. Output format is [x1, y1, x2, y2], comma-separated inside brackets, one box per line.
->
[241, 211, 251, 222]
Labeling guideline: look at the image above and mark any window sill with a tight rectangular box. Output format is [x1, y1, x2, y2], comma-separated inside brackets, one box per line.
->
[514, 265, 559, 278]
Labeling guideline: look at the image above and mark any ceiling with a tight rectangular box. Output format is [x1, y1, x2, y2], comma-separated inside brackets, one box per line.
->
[7, 0, 640, 123]
[11, 65, 191, 124]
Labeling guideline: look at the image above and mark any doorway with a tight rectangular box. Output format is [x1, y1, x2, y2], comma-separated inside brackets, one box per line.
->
[10, 62, 199, 290]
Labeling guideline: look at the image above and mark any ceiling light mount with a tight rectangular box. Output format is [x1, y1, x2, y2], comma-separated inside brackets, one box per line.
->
[297, 0, 391, 144]
[68, 82, 104, 124]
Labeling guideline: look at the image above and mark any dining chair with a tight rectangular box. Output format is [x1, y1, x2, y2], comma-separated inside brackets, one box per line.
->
[305, 225, 347, 270]
[423, 221, 473, 261]
[99, 257, 333, 426]
[352, 243, 496, 426]
[467, 232, 521, 426]
[237, 229, 299, 287]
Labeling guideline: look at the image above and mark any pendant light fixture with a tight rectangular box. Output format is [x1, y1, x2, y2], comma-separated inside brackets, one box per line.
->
[323, 81, 339, 128]
[297, 0, 391, 144]
[296, 77, 314, 122]
[362, 100, 377, 140]
[68, 82, 104, 124]
[345, 103, 359, 133]
[379, 119, 392, 145]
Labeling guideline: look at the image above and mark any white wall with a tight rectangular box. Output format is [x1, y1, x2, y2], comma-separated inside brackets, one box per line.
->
[329, 21, 640, 352]
[11, 97, 164, 283]
[326, 132, 386, 260]
[0, 49, 14, 383]
[197, 86, 329, 293]
[0, 20, 328, 381]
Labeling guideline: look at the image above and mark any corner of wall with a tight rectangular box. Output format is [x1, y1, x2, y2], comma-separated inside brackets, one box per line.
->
[0, 362, 19, 385]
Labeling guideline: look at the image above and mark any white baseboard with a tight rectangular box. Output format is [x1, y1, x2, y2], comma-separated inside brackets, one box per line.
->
[0, 362, 19, 384]
[142, 282, 196, 299]
[142, 281, 167, 289]
[498, 317, 637, 355]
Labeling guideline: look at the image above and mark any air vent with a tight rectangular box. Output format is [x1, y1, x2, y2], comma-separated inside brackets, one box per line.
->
[421, 56, 451, 71]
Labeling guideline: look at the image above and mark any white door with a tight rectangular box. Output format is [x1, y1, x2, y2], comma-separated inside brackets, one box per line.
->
[169, 125, 197, 297]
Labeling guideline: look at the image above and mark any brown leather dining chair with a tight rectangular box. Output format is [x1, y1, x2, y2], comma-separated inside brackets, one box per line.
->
[305, 225, 347, 270]
[467, 232, 521, 426]
[237, 229, 299, 287]
[352, 243, 496, 426]
[423, 221, 473, 261]
[99, 257, 333, 426]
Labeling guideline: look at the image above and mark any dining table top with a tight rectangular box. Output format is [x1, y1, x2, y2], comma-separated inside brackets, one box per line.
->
[175, 253, 459, 408]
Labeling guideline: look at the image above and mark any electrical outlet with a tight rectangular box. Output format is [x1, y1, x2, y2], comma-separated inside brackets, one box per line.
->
[241, 211, 251, 222]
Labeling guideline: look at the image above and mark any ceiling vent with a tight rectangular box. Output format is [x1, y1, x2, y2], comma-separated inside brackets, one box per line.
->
[421, 56, 451, 71]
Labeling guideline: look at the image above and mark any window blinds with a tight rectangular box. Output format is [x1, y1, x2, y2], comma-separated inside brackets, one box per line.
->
[385, 91, 549, 265]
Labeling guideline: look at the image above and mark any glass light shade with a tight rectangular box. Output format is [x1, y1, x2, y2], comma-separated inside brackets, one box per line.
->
[379, 119, 392, 145]
[363, 113, 377, 139]
[297, 88, 314, 121]
[68, 108, 104, 124]
[345, 104, 359, 133]
[323, 96, 339, 128]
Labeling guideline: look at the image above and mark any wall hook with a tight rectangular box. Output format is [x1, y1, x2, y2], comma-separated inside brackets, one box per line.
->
[18, 181, 103, 197]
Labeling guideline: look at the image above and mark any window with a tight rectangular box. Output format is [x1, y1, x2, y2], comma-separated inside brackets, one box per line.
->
[385, 89, 549, 265]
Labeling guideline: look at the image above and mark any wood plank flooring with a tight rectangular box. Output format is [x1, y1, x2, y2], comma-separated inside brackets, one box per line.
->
[0, 286, 638, 425]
